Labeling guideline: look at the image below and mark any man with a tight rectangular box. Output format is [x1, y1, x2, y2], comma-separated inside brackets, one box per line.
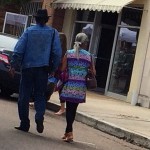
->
[9, 9, 62, 133]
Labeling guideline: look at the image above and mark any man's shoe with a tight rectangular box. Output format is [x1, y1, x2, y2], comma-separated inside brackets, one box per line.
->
[36, 120, 44, 133]
[14, 126, 29, 132]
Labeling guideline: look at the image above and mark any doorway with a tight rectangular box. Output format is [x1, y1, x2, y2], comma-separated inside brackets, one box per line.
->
[95, 12, 118, 91]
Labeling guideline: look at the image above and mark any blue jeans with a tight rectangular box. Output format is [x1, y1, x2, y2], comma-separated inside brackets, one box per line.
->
[18, 67, 48, 128]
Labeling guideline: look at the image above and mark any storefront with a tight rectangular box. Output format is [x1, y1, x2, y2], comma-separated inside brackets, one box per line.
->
[52, 0, 150, 107]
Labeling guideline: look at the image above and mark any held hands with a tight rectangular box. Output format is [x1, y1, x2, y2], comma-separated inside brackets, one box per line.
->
[48, 72, 55, 77]
[89, 67, 96, 76]
[9, 67, 15, 78]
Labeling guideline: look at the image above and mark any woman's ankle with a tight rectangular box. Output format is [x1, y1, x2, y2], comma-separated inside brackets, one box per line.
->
[55, 109, 65, 115]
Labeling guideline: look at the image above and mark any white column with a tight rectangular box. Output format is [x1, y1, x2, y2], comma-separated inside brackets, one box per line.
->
[127, 0, 150, 108]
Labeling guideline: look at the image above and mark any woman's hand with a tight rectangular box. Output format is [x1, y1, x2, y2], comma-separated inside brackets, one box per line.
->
[9, 67, 15, 78]
[49, 72, 55, 77]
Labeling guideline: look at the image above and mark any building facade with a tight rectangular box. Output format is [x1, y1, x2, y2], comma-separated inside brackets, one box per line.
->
[1, 0, 150, 108]
[51, 0, 150, 108]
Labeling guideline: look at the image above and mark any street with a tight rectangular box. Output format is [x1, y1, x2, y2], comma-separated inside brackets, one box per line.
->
[0, 96, 147, 150]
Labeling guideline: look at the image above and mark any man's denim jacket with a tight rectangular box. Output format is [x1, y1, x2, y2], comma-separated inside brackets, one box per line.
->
[11, 24, 62, 73]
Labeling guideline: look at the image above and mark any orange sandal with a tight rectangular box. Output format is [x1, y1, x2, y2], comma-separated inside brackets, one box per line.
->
[63, 132, 73, 142]
[62, 133, 68, 140]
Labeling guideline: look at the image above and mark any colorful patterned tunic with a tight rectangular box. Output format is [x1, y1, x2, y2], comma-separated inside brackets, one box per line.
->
[60, 49, 91, 103]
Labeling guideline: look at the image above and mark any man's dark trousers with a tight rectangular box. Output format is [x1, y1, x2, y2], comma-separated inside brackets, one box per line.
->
[18, 67, 48, 129]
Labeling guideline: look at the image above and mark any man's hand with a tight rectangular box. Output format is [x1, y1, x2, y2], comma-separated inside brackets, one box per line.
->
[49, 72, 55, 77]
[9, 67, 15, 78]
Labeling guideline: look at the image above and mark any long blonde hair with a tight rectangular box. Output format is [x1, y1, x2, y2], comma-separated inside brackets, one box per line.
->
[73, 33, 88, 59]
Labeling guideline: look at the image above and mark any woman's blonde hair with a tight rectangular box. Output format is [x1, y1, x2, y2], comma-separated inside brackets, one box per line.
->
[73, 33, 88, 59]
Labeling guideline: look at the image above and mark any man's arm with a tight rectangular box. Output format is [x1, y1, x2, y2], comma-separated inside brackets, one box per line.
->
[50, 29, 62, 74]
[9, 30, 28, 77]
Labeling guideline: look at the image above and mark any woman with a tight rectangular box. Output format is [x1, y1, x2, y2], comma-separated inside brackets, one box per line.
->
[60, 33, 96, 142]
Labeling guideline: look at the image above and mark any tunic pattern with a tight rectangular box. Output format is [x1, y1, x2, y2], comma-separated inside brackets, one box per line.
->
[60, 49, 91, 103]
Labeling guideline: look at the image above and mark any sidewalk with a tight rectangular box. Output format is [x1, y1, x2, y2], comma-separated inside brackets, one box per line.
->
[47, 91, 150, 149]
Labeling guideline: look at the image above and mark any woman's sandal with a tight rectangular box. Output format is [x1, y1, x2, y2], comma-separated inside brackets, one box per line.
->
[62, 132, 73, 142]
[55, 109, 65, 115]
[62, 133, 68, 140]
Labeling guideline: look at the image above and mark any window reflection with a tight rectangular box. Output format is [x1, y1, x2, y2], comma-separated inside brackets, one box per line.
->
[119, 22, 138, 43]
[121, 7, 143, 26]
[108, 28, 138, 95]
[72, 23, 93, 50]
[108, 6, 143, 96]
[3, 12, 28, 37]
[82, 24, 93, 40]
[71, 10, 95, 49]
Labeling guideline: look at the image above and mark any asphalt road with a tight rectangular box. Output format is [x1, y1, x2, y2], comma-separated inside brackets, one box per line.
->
[0, 96, 148, 150]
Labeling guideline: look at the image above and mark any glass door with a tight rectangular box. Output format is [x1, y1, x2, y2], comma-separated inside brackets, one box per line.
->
[108, 28, 139, 95]
[95, 12, 118, 91]
[107, 7, 143, 96]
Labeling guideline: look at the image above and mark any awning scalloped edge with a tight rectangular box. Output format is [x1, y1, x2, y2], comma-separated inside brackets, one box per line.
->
[52, 3, 122, 13]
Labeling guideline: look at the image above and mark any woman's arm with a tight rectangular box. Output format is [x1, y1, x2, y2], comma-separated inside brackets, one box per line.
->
[89, 56, 96, 76]
[61, 54, 67, 72]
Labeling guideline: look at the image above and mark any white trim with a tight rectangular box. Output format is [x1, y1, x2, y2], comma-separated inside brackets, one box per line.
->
[105, 11, 122, 94]
[106, 91, 127, 101]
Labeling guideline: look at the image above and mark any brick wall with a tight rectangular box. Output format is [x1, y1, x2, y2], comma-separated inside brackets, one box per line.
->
[0, 8, 5, 32]
[43, 0, 65, 31]
[52, 8, 65, 32]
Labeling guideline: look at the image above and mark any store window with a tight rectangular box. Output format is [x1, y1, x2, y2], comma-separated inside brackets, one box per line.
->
[2, 12, 28, 37]
[108, 7, 143, 96]
[71, 10, 95, 50]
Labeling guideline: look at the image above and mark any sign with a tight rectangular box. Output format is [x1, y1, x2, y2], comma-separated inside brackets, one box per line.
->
[2, 12, 28, 37]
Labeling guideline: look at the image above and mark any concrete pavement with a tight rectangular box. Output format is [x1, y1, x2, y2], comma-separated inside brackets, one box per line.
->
[47, 91, 150, 149]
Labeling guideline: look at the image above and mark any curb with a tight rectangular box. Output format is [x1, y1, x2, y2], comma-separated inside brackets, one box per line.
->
[46, 102, 150, 149]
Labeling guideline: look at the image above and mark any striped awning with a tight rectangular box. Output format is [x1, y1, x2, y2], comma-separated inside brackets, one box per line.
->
[52, 0, 135, 13]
